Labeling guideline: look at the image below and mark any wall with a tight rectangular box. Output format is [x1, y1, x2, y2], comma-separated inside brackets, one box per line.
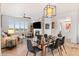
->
[44, 18, 52, 35]
[77, 6, 79, 43]
[71, 11, 77, 43]
[2, 15, 8, 32]
[44, 17, 57, 35]
[56, 9, 78, 43]
[0, 3, 1, 55]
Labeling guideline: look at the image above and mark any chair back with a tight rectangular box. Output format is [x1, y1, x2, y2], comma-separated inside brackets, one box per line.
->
[27, 40, 34, 51]
[44, 34, 48, 42]
[61, 36, 65, 45]
[37, 35, 41, 40]
[54, 39, 60, 48]
[44, 34, 48, 38]
[36, 35, 41, 44]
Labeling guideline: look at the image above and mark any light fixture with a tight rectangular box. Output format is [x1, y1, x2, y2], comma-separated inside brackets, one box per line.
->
[23, 13, 31, 19]
[44, 4, 56, 17]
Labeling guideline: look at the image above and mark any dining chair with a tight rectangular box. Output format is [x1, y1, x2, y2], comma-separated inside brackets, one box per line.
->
[36, 35, 41, 44]
[59, 36, 67, 54]
[44, 34, 48, 42]
[46, 39, 61, 56]
[26, 39, 42, 56]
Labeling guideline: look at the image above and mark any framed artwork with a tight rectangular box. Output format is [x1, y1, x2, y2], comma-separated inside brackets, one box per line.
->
[52, 22, 55, 29]
[65, 23, 71, 30]
[45, 24, 49, 29]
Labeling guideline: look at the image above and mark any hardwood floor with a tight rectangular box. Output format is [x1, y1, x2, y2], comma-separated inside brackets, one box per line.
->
[1, 38, 79, 56]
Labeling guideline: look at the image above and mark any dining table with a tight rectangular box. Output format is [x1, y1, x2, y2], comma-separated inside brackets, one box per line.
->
[32, 36, 56, 56]
[31, 35, 63, 56]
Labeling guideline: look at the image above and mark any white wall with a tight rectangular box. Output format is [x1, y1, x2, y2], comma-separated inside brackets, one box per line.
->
[0, 4, 1, 38]
[2, 15, 8, 32]
[77, 6, 79, 43]
[44, 17, 57, 35]
[56, 9, 78, 43]
[44, 18, 52, 35]
[71, 11, 77, 43]
[0, 3, 1, 55]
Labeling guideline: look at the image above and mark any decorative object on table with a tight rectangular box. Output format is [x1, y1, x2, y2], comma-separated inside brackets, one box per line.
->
[49, 35, 52, 39]
[48, 35, 53, 43]
[44, 4, 56, 18]
[45, 24, 49, 29]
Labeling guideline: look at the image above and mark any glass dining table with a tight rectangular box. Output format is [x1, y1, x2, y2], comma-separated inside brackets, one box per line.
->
[32, 36, 57, 56]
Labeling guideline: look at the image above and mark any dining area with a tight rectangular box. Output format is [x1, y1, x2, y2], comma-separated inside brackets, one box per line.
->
[26, 32, 67, 56]
[2, 31, 79, 56]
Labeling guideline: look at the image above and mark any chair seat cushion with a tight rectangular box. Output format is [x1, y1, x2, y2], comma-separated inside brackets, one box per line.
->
[33, 46, 42, 52]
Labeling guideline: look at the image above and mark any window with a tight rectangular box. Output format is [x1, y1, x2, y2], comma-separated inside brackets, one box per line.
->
[20, 22, 25, 30]
[8, 19, 15, 34]
[8, 19, 28, 34]
[15, 22, 20, 30]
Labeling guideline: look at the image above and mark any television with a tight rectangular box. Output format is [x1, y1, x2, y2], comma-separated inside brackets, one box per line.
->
[33, 22, 41, 29]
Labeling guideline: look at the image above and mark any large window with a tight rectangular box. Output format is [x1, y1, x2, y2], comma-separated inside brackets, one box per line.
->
[20, 21, 25, 30]
[8, 19, 15, 34]
[8, 19, 28, 34]
[8, 19, 14, 29]
[15, 20, 20, 31]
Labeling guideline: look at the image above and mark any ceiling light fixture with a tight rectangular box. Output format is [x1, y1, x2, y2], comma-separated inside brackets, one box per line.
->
[44, 4, 56, 18]
[23, 13, 31, 19]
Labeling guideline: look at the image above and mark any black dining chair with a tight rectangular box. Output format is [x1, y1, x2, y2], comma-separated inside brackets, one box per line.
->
[47, 39, 61, 56]
[44, 34, 48, 42]
[59, 36, 67, 54]
[36, 35, 41, 44]
[26, 40, 42, 56]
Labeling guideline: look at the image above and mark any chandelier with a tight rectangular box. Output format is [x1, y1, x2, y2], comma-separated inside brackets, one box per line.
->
[44, 4, 56, 17]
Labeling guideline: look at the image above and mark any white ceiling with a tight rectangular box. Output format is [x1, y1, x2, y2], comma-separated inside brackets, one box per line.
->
[1, 3, 79, 20]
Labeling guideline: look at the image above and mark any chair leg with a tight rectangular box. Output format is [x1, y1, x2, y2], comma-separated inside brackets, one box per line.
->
[26, 51, 28, 56]
[51, 50, 54, 56]
[33, 53, 36, 56]
[58, 47, 63, 56]
[57, 48, 61, 56]
[33, 52, 36, 56]
[63, 45, 67, 54]
[60, 46, 63, 51]
[26, 51, 36, 56]
[60, 46, 63, 55]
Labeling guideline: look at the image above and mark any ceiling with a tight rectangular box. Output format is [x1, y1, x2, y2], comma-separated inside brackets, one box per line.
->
[1, 3, 79, 21]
